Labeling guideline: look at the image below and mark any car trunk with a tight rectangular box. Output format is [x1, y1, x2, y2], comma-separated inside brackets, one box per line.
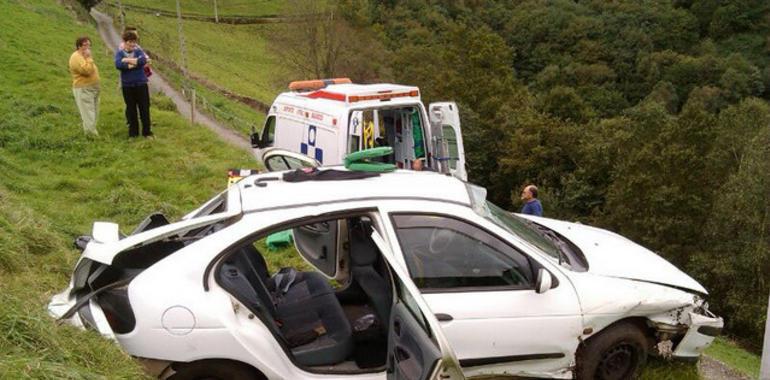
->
[51, 210, 240, 336]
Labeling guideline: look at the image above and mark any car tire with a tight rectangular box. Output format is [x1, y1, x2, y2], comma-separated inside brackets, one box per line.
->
[576, 321, 650, 380]
[169, 359, 264, 380]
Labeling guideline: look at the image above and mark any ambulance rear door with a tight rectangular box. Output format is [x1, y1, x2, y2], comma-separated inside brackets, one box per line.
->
[428, 102, 466, 181]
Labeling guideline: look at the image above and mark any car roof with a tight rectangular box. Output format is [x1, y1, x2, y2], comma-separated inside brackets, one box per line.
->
[235, 169, 471, 213]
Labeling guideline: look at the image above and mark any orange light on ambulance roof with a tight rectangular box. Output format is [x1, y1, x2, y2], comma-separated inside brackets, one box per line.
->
[348, 90, 419, 103]
[289, 78, 352, 91]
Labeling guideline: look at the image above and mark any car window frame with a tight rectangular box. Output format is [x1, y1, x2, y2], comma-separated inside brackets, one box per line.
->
[388, 212, 538, 294]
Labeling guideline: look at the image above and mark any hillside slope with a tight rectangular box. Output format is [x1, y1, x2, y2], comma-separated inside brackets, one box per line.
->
[0, 0, 254, 378]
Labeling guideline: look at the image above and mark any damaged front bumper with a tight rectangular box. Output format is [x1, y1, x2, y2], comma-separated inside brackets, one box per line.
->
[649, 301, 723, 359]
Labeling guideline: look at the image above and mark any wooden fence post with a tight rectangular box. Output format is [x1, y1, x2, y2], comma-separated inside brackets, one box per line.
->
[191, 89, 196, 125]
[761, 291, 770, 379]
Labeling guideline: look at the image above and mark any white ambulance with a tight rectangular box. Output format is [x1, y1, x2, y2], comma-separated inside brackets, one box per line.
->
[251, 78, 467, 180]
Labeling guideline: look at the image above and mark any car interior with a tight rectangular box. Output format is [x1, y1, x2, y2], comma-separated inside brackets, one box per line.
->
[216, 215, 393, 373]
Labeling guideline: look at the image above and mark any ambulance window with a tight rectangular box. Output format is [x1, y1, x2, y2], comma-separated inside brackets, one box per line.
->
[262, 116, 276, 146]
[442, 125, 458, 170]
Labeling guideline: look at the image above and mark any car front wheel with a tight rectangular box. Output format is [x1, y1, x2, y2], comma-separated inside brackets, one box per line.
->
[576, 321, 650, 380]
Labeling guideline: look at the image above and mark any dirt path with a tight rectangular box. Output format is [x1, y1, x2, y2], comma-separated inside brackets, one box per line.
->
[699, 356, 751, 380]
[90, 8, 252, 152]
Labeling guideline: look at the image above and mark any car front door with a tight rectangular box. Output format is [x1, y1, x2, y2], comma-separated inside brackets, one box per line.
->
[380, 203, 583, 378]
[370, 231, 466, 380]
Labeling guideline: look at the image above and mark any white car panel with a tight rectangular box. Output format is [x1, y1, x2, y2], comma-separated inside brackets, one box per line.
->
[520, 215, 707, 294]
[236, 170, 470, 213]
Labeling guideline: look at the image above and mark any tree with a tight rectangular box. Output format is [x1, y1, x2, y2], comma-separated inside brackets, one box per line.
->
[692, 123, 770, 349]
[267, 0, 390, 82]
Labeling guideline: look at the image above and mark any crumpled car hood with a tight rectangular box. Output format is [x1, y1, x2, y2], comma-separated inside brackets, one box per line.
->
[518, 215, 707, 294]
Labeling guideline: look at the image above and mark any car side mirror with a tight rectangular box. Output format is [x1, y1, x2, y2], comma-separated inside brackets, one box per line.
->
[535, 268, 554, 294]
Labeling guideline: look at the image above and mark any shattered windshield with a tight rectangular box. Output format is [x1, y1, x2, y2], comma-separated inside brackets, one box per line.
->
[466, 184, 561, 261]
[484, 202, 563, 261]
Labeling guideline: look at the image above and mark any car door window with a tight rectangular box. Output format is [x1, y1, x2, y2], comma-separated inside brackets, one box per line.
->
[392, 214, 533, 291]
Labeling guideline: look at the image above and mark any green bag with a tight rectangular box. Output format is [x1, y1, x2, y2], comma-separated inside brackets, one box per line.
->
[266, 230, 293, 250]
[344, 147, 396, 173]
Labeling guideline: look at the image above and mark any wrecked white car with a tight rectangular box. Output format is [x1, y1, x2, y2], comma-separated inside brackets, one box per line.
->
[49, 169, 722, 380]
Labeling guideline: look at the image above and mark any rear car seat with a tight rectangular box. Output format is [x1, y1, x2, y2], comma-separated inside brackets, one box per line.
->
[348, 219, 393, 326]
[219, 246, 353, 366]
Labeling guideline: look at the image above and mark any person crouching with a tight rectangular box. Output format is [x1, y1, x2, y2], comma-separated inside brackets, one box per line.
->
[115, 31, 152, 138]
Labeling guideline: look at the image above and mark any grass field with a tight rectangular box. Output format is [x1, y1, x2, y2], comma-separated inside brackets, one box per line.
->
[0, 0, 254, 377]
[109, 0, 286, 17]
[107, 3, 287, 103]
[0, 0, 763, 378]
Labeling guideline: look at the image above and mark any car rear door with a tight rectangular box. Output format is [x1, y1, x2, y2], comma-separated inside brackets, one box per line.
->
[370, 230, 466, 380]
[428, 102, 466, 181]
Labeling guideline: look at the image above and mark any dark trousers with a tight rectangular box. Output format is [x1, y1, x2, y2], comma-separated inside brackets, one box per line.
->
[121, 84, 152, 137]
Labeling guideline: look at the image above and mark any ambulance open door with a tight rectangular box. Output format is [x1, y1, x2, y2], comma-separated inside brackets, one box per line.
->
[428, 102, 467, 181]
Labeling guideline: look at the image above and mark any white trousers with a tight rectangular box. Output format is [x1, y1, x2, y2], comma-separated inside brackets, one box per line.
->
[72, 85, 100, 135]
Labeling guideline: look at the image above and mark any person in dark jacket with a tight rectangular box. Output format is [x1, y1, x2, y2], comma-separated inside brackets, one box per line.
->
[115, 31, 152, 138]
[520, 184, 543, 216]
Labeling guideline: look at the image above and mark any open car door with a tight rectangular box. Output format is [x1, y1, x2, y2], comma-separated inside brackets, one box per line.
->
[371, 231, 465, 380]
[260, 147, 320, 172]
[428, 102, 466, 181]
[292, 220, 339, 278]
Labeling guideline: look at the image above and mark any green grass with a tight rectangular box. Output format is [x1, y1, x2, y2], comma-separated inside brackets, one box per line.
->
[117, 0, 286, 17]
[154, 59, 267, 136]
[705, 337, 762, 378]
[0, 0, 254, 377]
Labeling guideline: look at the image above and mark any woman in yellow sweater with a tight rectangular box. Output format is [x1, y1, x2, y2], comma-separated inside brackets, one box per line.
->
[69, 36, 100, 135]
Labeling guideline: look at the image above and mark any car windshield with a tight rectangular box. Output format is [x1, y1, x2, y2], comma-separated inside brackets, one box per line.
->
[465, 183, 561, 261]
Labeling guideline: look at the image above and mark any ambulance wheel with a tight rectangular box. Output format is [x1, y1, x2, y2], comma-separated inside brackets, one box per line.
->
[169, 359, 264, 380]
[576, 321, 649, 380]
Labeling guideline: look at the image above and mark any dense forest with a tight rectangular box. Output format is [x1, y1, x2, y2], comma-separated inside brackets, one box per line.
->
[289, 0, 770, 349]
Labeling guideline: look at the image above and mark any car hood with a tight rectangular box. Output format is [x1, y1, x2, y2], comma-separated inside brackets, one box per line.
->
[518, 215, 707, 295]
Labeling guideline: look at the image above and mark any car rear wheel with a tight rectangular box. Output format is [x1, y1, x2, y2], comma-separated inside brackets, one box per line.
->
[169, 359, 264, 380]
[576, 321, 650, 380]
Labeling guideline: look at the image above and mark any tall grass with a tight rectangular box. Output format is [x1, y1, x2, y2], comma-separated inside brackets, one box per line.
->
[0, 0, 254, 377]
